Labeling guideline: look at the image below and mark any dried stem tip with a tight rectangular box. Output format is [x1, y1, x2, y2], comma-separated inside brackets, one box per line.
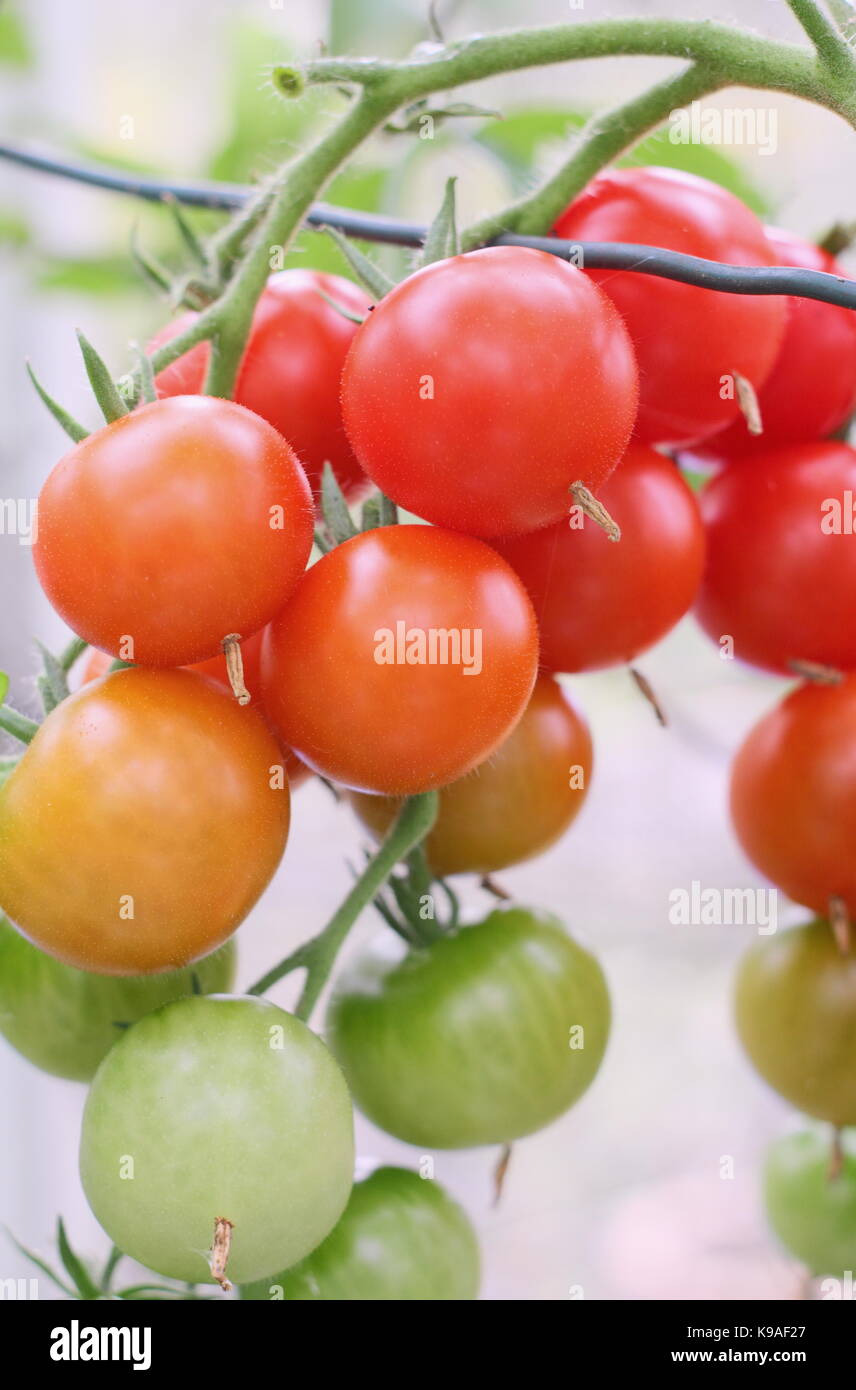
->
[788, 658, 844, 686]
[732, 371, 763, 436]
[630, 667, 667, 727]
[828, 1128, 845, 1183]
[492, 1143, 513, 1208]
[221, 634, 251, 706]
[210, 1216, 234, 1291]
[828, 896, 852, 956]
[570, 482, 621, 542]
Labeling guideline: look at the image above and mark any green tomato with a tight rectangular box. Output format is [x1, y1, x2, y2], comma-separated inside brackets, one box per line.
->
[79, 995, 354, 1285]
[734, 919, 856, 1125]
[326, 906, 610, 1148]
[241, 1166, 480, 1301]
[764, 1127, 856, 1276]
[0, 914, 235, 1081]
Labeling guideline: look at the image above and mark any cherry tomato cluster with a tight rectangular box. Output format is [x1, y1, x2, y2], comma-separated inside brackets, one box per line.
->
[2, 162, 855, 1296]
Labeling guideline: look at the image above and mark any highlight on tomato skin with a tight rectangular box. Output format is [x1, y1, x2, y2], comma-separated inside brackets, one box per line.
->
[261, 524, 540, 797]
[150, 269, 373, 499]
[494, 443, 705, 673]
[348, 674, 592, 876]
[694, 441, 856, 675]
[33, 395, 315, 668]
[554, 166, 787, 448]
[0, 668, 291, 976]
[340, 245, 639, 539]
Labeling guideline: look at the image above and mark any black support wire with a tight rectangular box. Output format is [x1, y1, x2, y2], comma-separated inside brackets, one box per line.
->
[1, 142, 855, 310]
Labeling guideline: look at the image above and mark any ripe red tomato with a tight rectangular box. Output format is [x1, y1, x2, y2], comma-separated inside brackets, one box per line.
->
[348, 674, 592, 874]
[261, 525, 539, 795]
[34, 396, 314, 667]
[693, 229, 856, 460]
[0, 669, 290, 974]
[151, 270, 373, 497]
[695, 441, 856, 674]
[495, 443, 705, 672]
[340, 247, 638, 538]
[730, 676, 856, 919]
[554, 167, 786, 447]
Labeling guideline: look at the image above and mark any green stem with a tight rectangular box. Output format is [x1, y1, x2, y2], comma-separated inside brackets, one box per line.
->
[247, 791, 438, 1021]
[201, 87, 402, 397]
[59, 635, 89, 673]
[466, 62, 721, 245]
[786, 0, 856, 81]
[0, 706, 39, 745]
[302, 20, 839, 114]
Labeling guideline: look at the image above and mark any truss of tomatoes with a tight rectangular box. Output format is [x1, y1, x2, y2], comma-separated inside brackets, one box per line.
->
[4, 164, 856, 1296]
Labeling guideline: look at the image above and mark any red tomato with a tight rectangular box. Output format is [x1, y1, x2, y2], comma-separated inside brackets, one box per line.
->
[554, 167, 786, 447]
[494, 443, 705, 672]
[79, 633, 311, 790]
[34, 397, 314, 668]
[731, 676, 856, 919]
[261, 525, 539, 795]
[151, 270, 372, 497]
[693, 229, 856, 459]
[348, 674, 592, 874]
[695, 441, 856, 674]
[340, 247, 638, 538]
[0, 669, 290, 974]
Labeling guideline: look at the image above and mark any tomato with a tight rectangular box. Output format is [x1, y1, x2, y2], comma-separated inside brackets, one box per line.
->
[693, 229, 856, 460]
[327, 906, 610, 1148]
[151, 270, 372, 498]
[261, 525, 539, 795]
[348, 674, 591, 874]
[730, 678, 856, 919]
[33, 396, 314, 667]
[764, 1127, 856, 1277]
[0, 669, 289, 974]
[241, 1166, 480, 1301]
[340, 246, 638, 538]
[554, 167, 786, 447]
[734, 920, 856, 1126]
[79, 995, 354, 1284]
[695, 442, 856, 674]
[0, 915, 235, 1081]
[80, 633, 312, 790]
[494, 444, 705, 672]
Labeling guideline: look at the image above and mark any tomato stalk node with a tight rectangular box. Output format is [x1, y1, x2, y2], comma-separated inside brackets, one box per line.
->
[221, 635, 251, 706]
[492, 1143, 513, 1207]
[569, 482, 621, 542]
[733, 371, 763, 437]
[209, 1216, 234, 1292]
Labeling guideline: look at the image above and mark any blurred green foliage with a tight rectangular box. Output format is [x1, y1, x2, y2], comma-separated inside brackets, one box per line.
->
[10, 5, 772, 314]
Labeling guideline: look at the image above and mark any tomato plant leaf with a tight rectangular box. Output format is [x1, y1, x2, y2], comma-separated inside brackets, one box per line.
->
[321, 225, 395, 301]
[420, 177, 459, 266]
[25, 363, 89, 443]
[76, 331, 129, 424]
[320, 462, 358, 545]
[6, 1231, 78, 1299]
[35, 640, 70, 714]
[57, 1218, 101, 1301]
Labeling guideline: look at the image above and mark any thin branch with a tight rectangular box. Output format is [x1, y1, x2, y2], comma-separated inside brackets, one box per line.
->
[786, 0, 856, 79]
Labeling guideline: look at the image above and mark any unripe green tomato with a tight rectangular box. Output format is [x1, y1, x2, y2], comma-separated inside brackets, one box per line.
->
[241, 1166, 480, 1300]
[79, 995, 354, 1285]
[764, 1127, 856, 1276]
[327, 906, 610, 1149]
[734, 920, 856, 1126]
[0, 915, 235, 1081]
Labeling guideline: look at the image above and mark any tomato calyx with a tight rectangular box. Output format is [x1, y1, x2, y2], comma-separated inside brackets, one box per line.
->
[369, 845, 458, 949]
